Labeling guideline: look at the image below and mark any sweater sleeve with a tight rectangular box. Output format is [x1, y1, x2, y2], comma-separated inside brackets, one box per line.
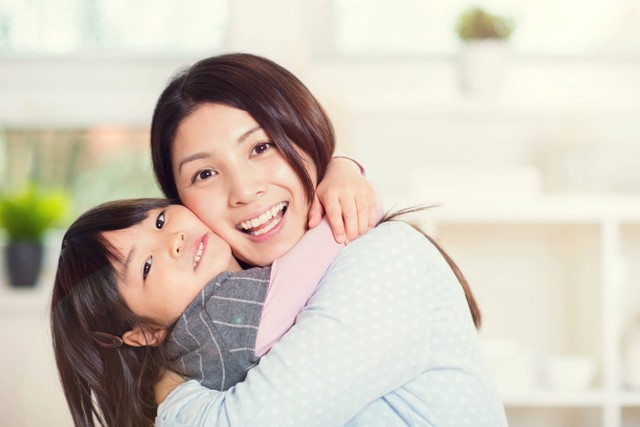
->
[156, 222, 445, 426]
[254, 217, 343, 356]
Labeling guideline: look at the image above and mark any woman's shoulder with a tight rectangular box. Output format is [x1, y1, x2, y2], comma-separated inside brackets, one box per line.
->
[333, 219, 445, 273]
[312, 218, 466, 316]
[345, 220, 434, 255]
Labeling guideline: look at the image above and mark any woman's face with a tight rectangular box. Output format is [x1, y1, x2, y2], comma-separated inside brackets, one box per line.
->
[104, 204, 240, 327]
[171, 103, 316, 267]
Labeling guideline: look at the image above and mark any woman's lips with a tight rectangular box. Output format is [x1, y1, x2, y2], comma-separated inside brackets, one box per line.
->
[238, 202, 288, 236]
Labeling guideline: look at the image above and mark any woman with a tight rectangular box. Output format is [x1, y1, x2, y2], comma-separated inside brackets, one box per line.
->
[151, 53, 507, 426]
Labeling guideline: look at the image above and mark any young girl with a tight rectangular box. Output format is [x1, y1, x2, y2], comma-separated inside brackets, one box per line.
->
[51, 198, 344, 427]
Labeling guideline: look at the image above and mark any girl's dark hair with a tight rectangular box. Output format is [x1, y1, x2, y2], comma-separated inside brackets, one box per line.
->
[150, 52, 335, 203]
[51, 198, 171, 427]
[382, 206, 482, 328]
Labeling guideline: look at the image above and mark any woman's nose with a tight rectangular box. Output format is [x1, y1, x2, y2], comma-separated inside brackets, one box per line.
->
[227, 169, 265, 206]
[170, 231, 186, 257]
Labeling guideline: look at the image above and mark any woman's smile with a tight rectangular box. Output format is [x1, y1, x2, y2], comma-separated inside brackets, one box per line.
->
[238, 201, 288, 237]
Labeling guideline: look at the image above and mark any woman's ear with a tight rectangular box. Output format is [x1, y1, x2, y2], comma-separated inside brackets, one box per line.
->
[122, 325, 167, 347]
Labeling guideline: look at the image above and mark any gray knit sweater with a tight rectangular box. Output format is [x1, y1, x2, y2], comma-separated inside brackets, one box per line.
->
[165, 268, 270, 391]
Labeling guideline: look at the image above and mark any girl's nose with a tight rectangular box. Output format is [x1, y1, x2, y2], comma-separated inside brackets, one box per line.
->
[170, 231, 186, 257]
[227, 168, 265, 206]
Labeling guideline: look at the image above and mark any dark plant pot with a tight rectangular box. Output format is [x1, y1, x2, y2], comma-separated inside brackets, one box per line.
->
[5, 241, 44, 287]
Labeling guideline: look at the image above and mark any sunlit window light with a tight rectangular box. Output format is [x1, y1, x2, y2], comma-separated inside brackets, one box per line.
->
[0, 0, 228, 55]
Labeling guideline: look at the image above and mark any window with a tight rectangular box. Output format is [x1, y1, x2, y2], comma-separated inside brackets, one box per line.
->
[0, 0, 228, 55]
[0, 128, 161, 216]
[332, 0, 640, 56]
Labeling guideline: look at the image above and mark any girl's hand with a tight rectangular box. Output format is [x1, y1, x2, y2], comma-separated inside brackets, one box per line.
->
[309, 157, 377, 243]
[155, 369, 186, 405]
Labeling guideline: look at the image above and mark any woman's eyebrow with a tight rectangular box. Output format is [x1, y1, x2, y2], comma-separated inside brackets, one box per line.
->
[177, 152, 210, 174]
[177, 125, 262, 174]
[238, 125, 262, 143]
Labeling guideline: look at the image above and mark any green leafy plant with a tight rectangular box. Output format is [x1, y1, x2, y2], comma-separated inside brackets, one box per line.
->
[0, 184, 70, 243]
[456, 7, 514, 41]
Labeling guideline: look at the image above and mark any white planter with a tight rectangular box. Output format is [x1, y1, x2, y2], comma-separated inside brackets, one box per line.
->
[458, 39, 509, 97]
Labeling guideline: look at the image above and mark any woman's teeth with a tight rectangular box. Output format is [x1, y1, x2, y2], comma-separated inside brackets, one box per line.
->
[193, 241, 204, 268]
[240, 202, 287, 236]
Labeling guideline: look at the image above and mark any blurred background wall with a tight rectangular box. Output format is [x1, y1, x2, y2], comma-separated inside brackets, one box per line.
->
[1, 1, 639, 426]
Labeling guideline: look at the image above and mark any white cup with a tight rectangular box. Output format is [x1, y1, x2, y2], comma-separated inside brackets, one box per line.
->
[544, 354, 596, 390]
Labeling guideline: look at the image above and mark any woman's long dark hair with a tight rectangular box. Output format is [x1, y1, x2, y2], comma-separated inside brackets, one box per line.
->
[51, 198, 171, 427]
[150, 52, 335, 204]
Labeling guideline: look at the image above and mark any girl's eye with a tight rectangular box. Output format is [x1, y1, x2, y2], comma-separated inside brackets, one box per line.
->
[191, 168, 216, 184]
[251, 142, 273, 156]
[143, 257, 152, 280]
[156, 211, 165, 229]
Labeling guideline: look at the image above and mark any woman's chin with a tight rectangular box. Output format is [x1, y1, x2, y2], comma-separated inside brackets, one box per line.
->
[238, 229, 307, 267]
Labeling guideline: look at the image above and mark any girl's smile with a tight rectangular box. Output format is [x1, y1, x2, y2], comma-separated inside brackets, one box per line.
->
[192, 233, 207, 269]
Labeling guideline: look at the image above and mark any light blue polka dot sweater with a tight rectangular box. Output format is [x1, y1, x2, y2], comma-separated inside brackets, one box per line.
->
[156, 221, 508, 427]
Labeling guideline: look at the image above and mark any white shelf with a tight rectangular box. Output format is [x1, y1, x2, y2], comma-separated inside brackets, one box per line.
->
[420, 193, 640, 427]
[620, 392, 640, 406]
[503, 389, 606, 407]
[349, 96, 640, 120]
[423, 195, 640, 224]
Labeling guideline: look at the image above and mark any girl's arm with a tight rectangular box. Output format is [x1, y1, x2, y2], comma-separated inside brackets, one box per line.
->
[156, 222, 438, 426]
[309, 157, 377, 243]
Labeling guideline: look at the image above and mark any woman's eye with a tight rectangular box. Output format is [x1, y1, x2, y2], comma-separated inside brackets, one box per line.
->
[143, 257, 152, 280]
[251, 142, 273, 156]
[156, 211, 165, 229]
[191, 168, 216, 184]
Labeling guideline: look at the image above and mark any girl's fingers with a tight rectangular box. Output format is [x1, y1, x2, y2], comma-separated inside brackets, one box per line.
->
[355, 192, 371, 237]
[340, 195, 359, 243]
[308, 194, 324, 228]
[324, 197, 346, 243]
[368, 190, 379, 228]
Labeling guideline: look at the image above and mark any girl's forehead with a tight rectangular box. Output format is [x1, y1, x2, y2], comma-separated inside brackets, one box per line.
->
[101, 227, 139, 259]
[102, 228, 141, 287]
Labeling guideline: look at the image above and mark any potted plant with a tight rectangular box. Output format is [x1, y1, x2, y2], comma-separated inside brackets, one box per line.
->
[0, 184, 69, 287]
[455, 7, 515, 96]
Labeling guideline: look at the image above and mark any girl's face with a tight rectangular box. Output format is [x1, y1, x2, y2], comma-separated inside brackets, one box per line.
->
[171, 103, 316, 267]
[104, 204, 241, 327]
